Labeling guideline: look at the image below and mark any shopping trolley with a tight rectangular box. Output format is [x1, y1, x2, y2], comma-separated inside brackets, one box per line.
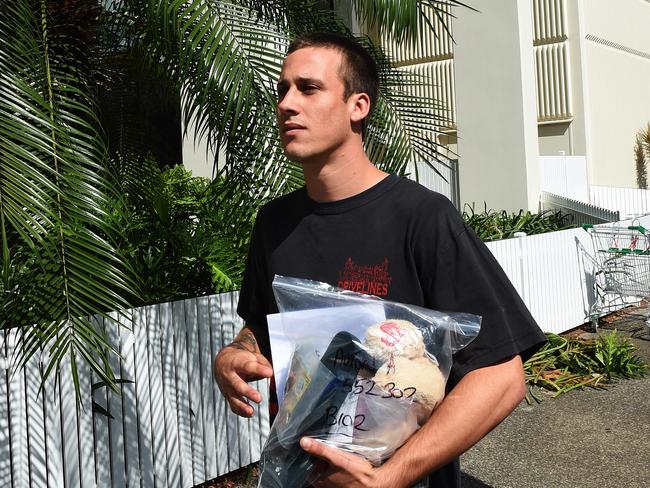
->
[583, 222, 650, 332]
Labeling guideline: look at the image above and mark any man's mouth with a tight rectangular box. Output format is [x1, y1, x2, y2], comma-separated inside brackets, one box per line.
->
[282, 122, 305, 136]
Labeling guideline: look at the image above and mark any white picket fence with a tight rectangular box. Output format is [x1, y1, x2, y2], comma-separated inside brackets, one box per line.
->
[486, 214, 650, 333]
[539, 155, 589, 202]
[539, 155, 650, 221]
[540, 191, 620, 225]
[590, 186, 650, 219]
[0, 293, 269, 488]
[2, 216, 650, 488]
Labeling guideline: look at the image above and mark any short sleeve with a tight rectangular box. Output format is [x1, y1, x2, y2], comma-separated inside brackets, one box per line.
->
[237, 213, 273, 359]
[416, 206, 546, 387]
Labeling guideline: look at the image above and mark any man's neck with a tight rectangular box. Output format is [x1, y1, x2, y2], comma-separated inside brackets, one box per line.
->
[301, 146, 389, 203]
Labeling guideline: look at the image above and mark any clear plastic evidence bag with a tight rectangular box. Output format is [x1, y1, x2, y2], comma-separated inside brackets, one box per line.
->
[258, 275, 481, 488]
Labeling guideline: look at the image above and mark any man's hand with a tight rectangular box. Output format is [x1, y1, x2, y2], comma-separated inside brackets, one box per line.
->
[213, 326, 273, 417]
[300, 437, 391, 488]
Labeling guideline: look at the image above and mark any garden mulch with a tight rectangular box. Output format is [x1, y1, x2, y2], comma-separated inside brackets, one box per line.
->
[200, 305, 650, 488]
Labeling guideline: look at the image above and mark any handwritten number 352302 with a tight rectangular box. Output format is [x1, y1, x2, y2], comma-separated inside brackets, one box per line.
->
[342, 378, 417, 399]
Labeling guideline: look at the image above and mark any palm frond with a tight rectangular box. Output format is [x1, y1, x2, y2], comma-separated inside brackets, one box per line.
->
[1, 0, 138, 397]
[352, 0, 472, 44]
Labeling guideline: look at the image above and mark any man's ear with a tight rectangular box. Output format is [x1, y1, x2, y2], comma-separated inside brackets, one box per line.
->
[349, 92, 371, 123]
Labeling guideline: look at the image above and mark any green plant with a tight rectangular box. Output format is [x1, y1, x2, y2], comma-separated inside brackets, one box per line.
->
[463, 204, 575, 241]
[634, 123, 649, 189]
[524, 331, 647, 403]
[108, 159, 255, 304]
[1, 0, 138, 397]
[594, 330, 648, 378]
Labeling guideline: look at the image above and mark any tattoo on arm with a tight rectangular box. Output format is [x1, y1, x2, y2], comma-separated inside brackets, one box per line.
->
[229, 327, 259, 354]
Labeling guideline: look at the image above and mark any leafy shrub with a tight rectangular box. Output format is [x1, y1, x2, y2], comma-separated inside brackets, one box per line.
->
[463, 204, 575, 242]
[107, 158, 258, 305]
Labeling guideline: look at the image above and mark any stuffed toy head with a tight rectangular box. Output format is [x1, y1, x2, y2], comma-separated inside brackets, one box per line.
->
[363, 319, 446, 425]
[363, 319, 426, 363]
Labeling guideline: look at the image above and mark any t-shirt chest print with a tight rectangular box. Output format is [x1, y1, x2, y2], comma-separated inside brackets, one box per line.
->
[336, 257, 393, 296]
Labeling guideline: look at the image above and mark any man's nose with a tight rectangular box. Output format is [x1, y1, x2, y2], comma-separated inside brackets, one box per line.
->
[277, 87, 298, 114]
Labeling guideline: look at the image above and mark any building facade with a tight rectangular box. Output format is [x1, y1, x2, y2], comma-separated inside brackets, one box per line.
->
[381, 0, 650, 211]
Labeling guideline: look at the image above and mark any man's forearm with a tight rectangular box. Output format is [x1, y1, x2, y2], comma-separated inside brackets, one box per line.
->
[377, 355, 526, 487]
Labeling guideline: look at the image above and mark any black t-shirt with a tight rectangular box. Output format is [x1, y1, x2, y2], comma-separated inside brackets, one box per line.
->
[238, 174, 546, 487]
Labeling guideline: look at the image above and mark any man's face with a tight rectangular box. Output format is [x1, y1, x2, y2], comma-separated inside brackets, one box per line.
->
[276, 47, 360, 164]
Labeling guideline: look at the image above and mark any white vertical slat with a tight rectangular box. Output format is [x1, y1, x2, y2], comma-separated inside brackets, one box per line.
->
[197, 296, 217, 480]
[254, 374, 270, 463]
[172, 300, 193, 487]
[60, 349, 82, 488]
[536, 47, 542, 115]
[44, 335, 64, 488]
[25, 350, 47, 488]
[557, 45, 565, 115]
[550, 45, 558, 117]
[225, 294, 251, 468]
[118, 311, 141, 487]
[92, 316, 111, 488]
[544, 0, 552, 39]
[160, 302, 182, 487]
[107, 312, 127, 488]
[533, 0, 567, 42]
[7, 329, 28, 488]
[219, 294, 241, 473]
[0, 331, 11, 487]
[542, 45, 551, 118]
[249, 298, 269, 462]
[146, 304, 171, 488]
[380, 3, 453, 64]
[533, 0, 541, 41]
[590, 186, 650, 219]
[133, 307, 155, 488]
[399, 59, 456, 129]
[76, 348, 97, 488]
[185, 298, 206, 483]
[209, 295, 229, 476]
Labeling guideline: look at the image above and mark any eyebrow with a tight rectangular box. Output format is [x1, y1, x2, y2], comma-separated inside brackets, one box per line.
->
[276, 76, 324, 90]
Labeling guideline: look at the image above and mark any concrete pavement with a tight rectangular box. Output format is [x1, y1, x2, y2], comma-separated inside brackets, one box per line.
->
[460, 310, 650, 488]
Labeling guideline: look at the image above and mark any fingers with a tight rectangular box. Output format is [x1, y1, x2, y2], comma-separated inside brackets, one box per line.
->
[237, 354, 273, 380]
[214, 347, 272, 418]
[229, 374, 263, 404]
[300, 438, 339, 466]
[227, 395, 255, 418]
[301, 437, 366, 470]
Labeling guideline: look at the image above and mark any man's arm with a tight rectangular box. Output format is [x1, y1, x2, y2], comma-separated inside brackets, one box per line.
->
[213, 324, 273, 418]
[300, 354, 526, 488]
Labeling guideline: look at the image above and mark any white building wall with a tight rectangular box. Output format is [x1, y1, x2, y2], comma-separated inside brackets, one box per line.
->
[182, 124, 215, 180]
[454, 0, 540, 212]
[580, 0, 650, 188]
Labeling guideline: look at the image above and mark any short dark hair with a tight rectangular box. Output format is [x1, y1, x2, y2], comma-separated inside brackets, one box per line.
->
[287, 32, 379, 131]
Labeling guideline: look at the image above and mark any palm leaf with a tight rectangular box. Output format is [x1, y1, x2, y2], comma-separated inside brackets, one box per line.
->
[352, 0, 474, 44]
[1, 0, 138, 397]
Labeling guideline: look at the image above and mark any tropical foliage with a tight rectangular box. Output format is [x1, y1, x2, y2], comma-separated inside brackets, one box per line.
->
[463, 204, 576, 242]
[1, 0, 463, 397]
[634, 123, 649, 190]
[108, 162, 253, 304]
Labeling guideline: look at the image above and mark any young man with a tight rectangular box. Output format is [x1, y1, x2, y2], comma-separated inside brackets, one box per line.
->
[214, 32, 546, 487]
